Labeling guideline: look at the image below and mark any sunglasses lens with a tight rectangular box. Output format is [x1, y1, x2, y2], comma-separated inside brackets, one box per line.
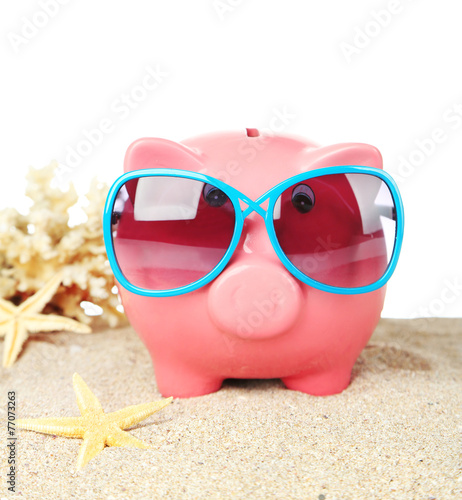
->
[273, 173, 398, 288]
[111, 175, 236, 290]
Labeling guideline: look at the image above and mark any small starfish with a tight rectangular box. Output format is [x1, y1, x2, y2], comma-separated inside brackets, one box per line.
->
[0, 271, 91, 367]
[16, 373, 173, 469]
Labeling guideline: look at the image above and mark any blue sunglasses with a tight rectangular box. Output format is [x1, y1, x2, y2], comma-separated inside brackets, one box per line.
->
[103, 166, 404, 297]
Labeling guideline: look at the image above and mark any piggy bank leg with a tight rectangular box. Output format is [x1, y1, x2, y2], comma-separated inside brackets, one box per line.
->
[154, 360, 225, 398]
[282, 365, 354, 396]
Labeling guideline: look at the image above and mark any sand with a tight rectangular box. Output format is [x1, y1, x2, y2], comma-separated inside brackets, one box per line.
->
[1, 318, 461, 500]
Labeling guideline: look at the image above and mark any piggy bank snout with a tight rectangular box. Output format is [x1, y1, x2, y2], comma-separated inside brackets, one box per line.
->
[208, 263, 303, 340]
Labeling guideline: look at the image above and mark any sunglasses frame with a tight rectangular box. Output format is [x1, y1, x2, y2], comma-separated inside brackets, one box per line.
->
[103, 166, 404, 297]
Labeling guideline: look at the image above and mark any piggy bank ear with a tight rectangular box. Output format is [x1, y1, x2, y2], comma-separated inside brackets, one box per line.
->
[124, 137, 203, 173]
[305, 143, 383, 171]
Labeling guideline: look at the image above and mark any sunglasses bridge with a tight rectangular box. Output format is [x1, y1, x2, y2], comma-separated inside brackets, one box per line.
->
[234, 192, 273, 219]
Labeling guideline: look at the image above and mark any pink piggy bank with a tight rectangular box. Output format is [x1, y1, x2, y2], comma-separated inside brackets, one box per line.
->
[104, 129, 403, 398]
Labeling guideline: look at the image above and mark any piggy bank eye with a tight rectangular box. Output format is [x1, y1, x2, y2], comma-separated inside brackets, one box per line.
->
[291, 184, 315, 214]
[111, 212, 121, 225]
[203, 183, 228, 207]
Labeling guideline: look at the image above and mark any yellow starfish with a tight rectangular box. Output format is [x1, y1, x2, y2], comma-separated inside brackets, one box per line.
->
[16, 373, 173, 470]
[0, 271, 91, 367]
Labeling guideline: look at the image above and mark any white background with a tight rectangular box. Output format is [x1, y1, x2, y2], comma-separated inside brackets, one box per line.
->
[1, 0, 461, 318]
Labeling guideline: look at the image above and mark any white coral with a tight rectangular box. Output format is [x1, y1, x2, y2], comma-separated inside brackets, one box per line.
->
[0, 162, 126, 328]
